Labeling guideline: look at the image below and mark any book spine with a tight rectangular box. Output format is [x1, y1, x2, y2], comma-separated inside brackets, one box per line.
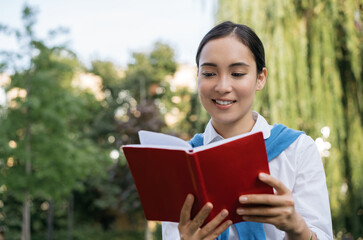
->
[187, 152, 209, 205]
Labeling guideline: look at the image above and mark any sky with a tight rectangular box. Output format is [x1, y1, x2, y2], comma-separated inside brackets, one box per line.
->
[0, 0, 217, 68]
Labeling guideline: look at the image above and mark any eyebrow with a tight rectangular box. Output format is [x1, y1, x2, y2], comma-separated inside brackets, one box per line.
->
[200, 62, 250, 68]
[230, 62, 250, 67]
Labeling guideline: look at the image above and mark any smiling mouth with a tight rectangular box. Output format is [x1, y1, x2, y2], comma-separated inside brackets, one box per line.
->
[212, 99, 237, 105]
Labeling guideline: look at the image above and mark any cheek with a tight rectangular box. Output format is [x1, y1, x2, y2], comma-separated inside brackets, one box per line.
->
[198, 80, 211, 97]
[236, 81, 257, 96]
[198, 82, 213, 108]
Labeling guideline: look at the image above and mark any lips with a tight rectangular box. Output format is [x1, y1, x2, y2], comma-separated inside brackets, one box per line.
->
[212, 99, 237, 105]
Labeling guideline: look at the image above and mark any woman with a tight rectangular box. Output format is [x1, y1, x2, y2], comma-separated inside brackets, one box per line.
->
[162, 21, 333, 240]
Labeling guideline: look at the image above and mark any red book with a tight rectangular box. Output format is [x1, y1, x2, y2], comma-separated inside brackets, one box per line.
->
[122, 131, 273, 225]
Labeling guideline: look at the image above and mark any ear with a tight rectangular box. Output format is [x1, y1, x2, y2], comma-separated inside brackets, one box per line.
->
[256, 67, 267, 91]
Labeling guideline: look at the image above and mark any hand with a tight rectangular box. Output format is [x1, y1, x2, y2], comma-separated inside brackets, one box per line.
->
[236, 173, 310, 238]
[178, 194, 232, 240]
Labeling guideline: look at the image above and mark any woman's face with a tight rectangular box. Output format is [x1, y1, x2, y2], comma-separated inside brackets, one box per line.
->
[197, 36, 266, 130]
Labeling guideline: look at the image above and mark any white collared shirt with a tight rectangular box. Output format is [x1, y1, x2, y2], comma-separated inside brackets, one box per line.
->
[162, 112, 333, 240]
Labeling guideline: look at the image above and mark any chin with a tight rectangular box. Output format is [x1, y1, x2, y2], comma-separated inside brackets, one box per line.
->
[211, 116, 239, 126]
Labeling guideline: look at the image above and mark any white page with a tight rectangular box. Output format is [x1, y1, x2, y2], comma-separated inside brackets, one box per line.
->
[137, 130, 261, 152]
[123, 144, 190, 151]
[138, 130, 192, 150]
[193, 131, 256, 152]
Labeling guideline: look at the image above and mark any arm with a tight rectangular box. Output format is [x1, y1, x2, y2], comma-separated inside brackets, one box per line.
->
[236, 136, 333, 239]
[290, 136, 333, 239]
[237, 173, 316, 239]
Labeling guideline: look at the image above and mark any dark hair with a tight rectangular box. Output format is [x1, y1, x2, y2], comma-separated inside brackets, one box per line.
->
[196, 21, 265, 74]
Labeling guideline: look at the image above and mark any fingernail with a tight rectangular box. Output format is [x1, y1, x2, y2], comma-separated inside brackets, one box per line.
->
[236, 208, 244, 215]
[259, 172, 267, 179]
[206, 202, 213, 209]
[239, 196, 248, 203]
[221, 210, 228, 217]
[227, 220, 233, 226]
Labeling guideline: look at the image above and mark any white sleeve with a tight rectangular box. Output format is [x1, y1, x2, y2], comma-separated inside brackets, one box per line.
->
[162, 221, 180, 240]
[293, 135, 333, 239]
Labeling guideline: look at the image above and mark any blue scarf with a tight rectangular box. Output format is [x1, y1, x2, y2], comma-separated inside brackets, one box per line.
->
[188, 124, 304, 240]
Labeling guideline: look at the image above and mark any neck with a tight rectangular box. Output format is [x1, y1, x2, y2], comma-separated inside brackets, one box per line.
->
[212, 111, 256, 139]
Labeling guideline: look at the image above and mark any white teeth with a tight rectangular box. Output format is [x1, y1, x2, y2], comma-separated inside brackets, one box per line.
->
[215, 100, 234, 105]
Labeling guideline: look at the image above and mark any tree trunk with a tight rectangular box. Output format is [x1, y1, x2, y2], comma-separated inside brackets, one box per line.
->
[47, 200, 54, 240]
[67, 194, 74, 240]
[22, 109, 32, 240]
[21, 191, 31, 240]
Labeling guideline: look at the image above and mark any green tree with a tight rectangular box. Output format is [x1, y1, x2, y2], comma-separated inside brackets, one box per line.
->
[123, 42, 209, 138]
[217, 0, 363, 237]
[0, 5, 107, 239]
[122, 42, 177, 103]
[75, 42, 182, 239]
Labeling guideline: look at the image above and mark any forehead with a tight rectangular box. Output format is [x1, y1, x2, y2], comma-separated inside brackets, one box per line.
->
[199, 36, 256, 67]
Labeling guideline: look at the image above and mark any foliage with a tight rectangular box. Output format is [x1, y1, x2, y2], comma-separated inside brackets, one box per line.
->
[123, 42, 177, 102]
[31, 226, 144, 240]
[217, 0, 363, 237]
[0, 3, 216, 240]
[71, 41, 182, 232]
[0, 4, 108, 238]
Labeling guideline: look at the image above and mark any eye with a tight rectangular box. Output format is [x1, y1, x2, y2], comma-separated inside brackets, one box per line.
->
[232, 73, 246, 77]
[202, 72, 216, 77]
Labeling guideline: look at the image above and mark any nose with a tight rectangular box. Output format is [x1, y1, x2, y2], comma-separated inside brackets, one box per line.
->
[215, 75, 232, 94]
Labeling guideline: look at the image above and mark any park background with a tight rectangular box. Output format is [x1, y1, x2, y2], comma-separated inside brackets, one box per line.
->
[0, 0, 362, 239]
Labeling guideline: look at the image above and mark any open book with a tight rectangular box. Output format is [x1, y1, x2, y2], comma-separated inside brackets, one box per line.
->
[122, 130, 273, 225]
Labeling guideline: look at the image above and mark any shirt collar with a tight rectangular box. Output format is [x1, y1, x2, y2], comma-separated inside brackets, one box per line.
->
[203, 111, 272, 145]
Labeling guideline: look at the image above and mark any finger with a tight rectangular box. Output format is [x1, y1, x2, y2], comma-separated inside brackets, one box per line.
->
[188, 202, 213, 233]
[179, 194, 194, 225]
[258, 173, 290, 194]
[241, 215, 276, 224]
[239, 193, 284, 206]
[243, 212, 305, 233]
[205, 220, 233, 240]
[236, 206, 285, 217]
[199, 209, 229, 237]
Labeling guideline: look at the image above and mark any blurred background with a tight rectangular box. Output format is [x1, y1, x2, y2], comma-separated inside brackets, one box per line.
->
[0, 0, 362, 239]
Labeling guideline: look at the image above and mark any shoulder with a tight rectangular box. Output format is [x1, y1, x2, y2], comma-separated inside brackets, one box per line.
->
[269, 124, 310, 151]
[287, 133, 319, 157]
[284, 133, 323, 172]
[267, 123, 320, 165]
[265, 124, 304, 161]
